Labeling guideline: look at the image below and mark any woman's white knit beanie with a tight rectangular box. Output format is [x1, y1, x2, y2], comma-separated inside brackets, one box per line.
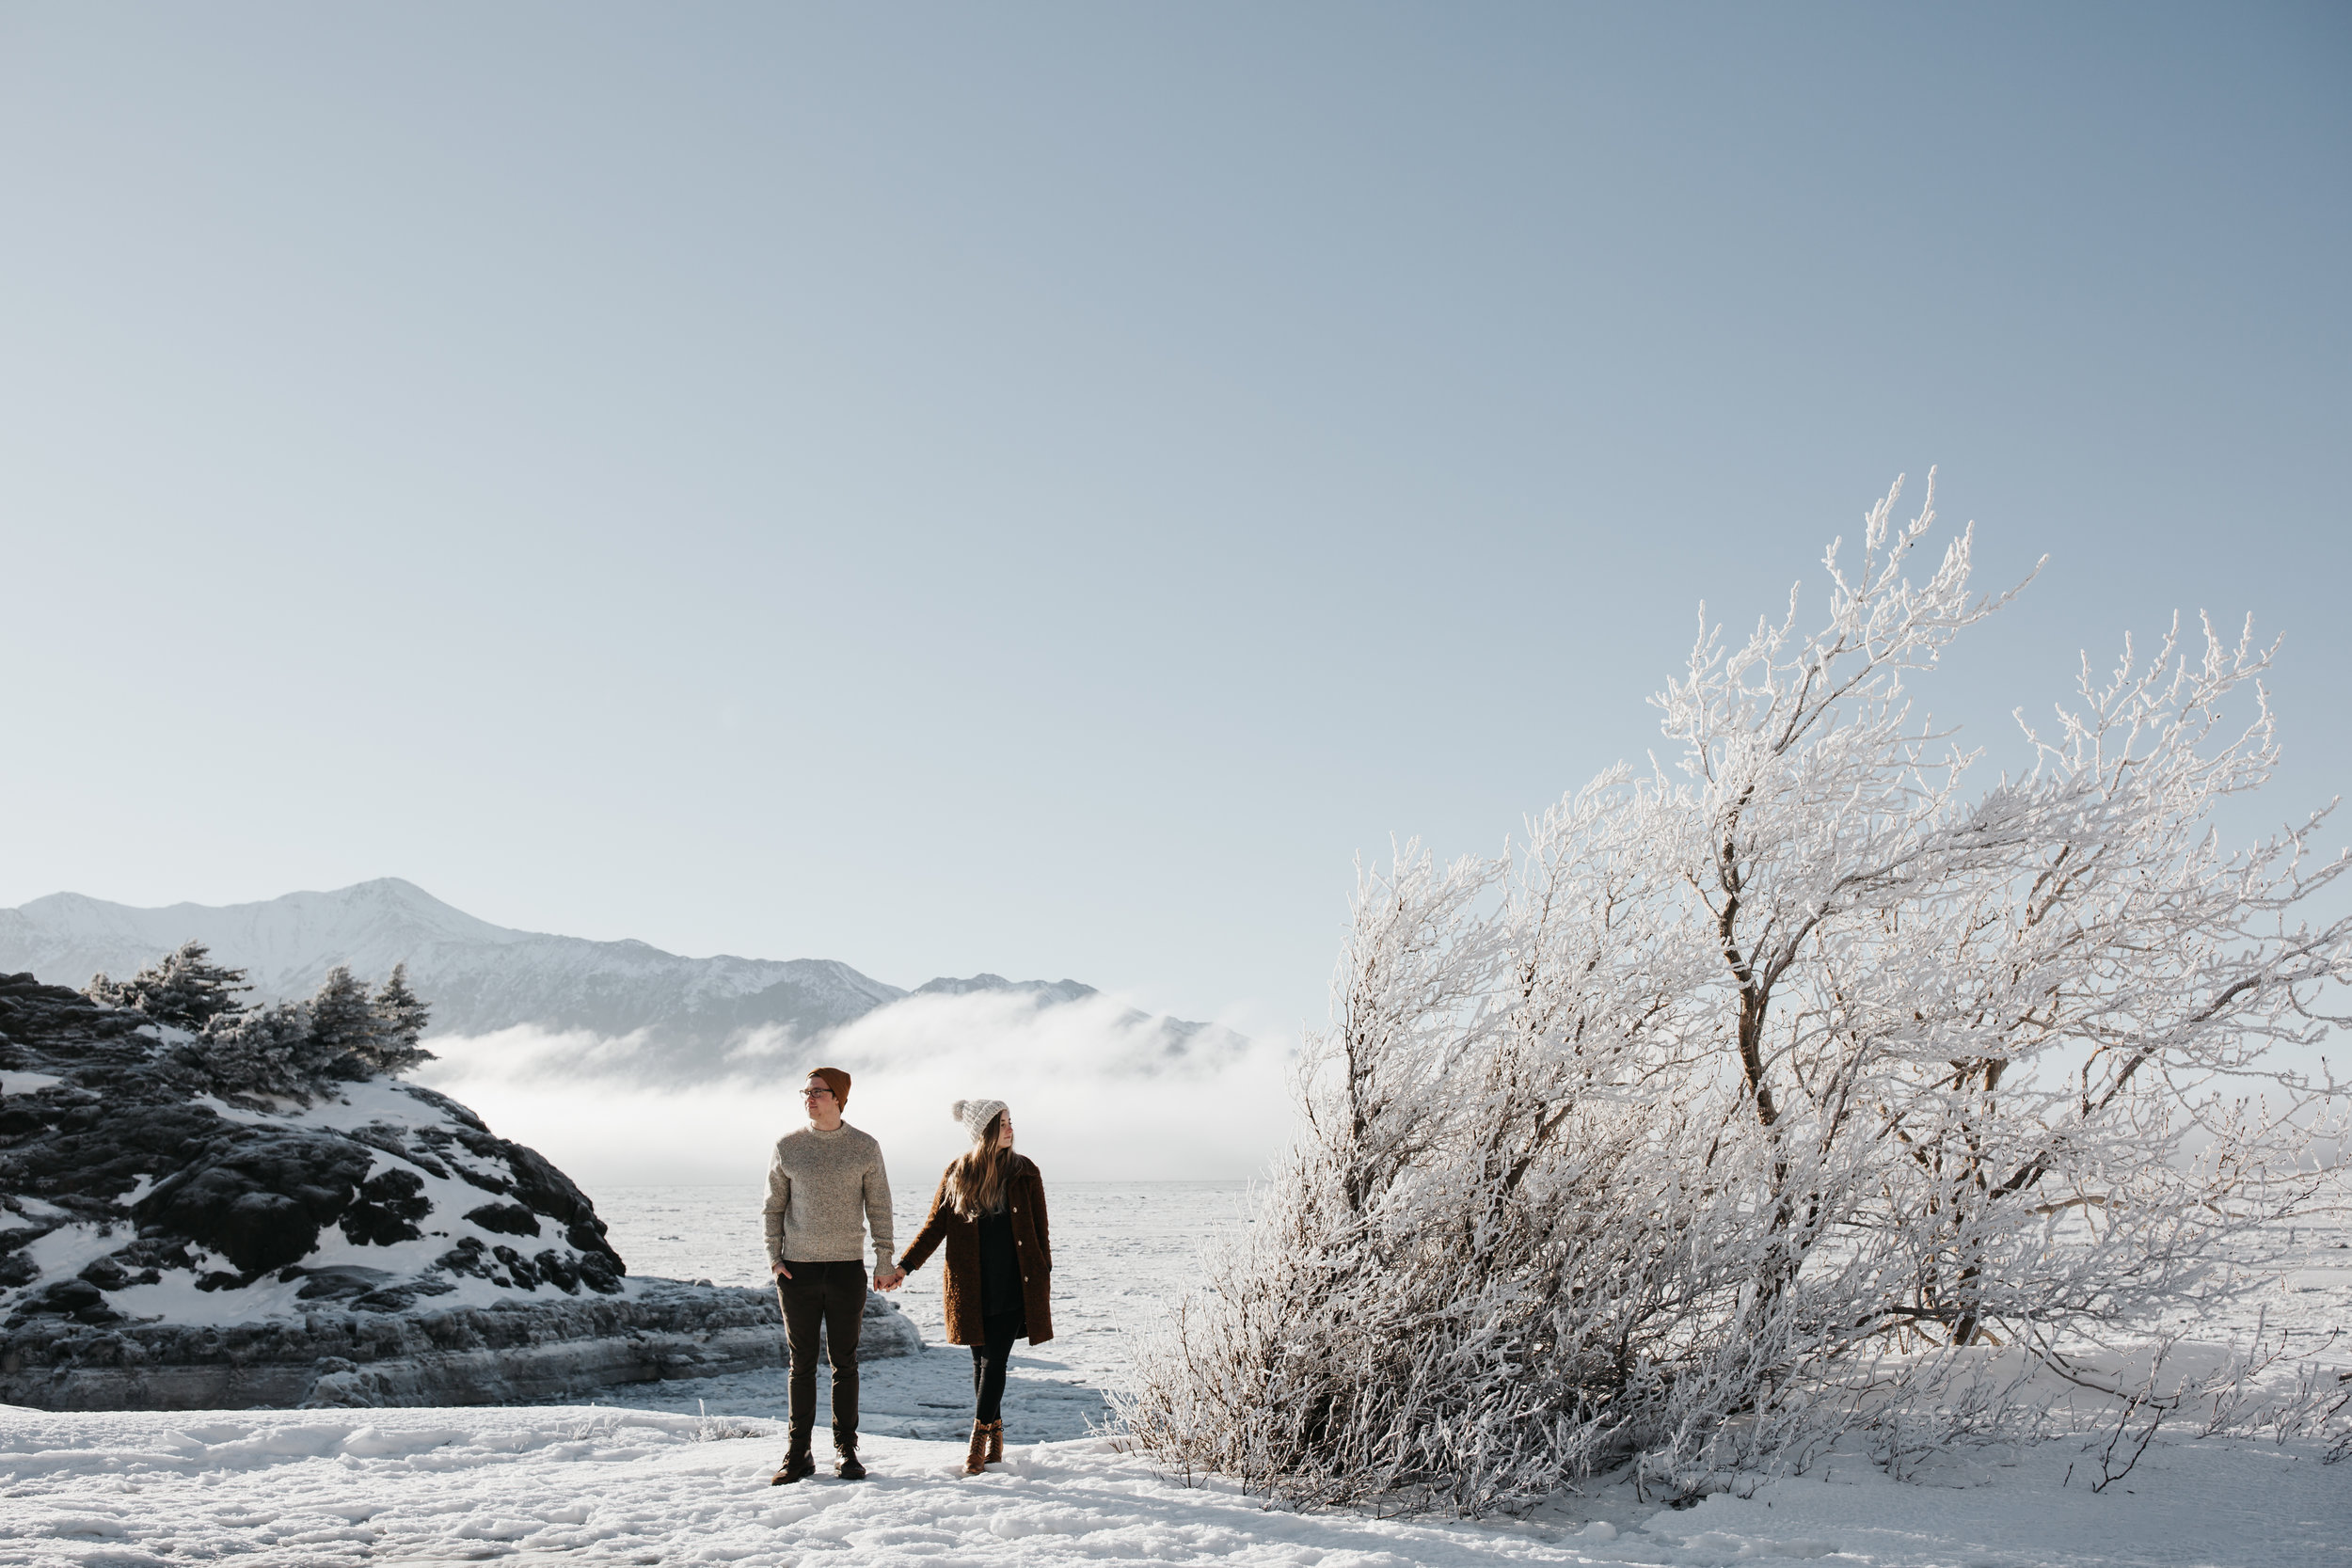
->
[951, 1098, 1008, 1142]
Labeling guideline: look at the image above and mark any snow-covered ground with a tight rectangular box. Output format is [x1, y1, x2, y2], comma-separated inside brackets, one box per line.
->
[3, 1183, 2346, 1565]
[3, 1395, 2345, 1566]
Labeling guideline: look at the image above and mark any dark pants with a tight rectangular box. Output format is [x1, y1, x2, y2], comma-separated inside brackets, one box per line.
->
[776, 1260, 866, 1445]
[971, 1309, 1025, 1424]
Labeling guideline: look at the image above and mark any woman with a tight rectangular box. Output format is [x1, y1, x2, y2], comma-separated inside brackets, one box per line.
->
[896, 1097, 1053, 1475]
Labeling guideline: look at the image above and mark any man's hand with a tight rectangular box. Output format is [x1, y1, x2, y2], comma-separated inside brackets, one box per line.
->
[874, 1266, 906, 1291]
[772, 1262, 792, 1281]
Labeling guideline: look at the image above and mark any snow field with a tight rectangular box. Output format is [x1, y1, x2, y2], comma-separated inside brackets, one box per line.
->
[6, 1186, 2345, 1564]
[1, 1403, 2344, 1567]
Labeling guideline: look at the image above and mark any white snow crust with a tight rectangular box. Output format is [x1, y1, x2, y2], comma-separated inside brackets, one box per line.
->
[0, 1403, 2344, 1567]
[6, 1183, 2344, 1565]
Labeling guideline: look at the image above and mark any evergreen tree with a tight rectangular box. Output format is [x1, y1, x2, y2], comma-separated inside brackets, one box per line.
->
[198, 1000, 313, 1098]
[96, 950, 440, 1098]
[363, 963, 436, 1075]
[86, 941, 251, 1034]
[305, 965, 379, 1080]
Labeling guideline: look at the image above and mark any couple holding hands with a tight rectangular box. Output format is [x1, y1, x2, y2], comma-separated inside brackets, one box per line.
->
[760, 1066, 1050, 1484]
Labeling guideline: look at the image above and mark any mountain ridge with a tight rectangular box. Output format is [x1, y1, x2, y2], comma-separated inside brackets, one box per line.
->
[0, 879, 1229, 1065]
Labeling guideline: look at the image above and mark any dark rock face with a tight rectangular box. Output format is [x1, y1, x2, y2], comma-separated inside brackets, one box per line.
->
[341, 1167, 431, 1246]
[0, 972, 627, 1333]
[137, 1130, 378, 1273]
[463, 1201, 543, 1238]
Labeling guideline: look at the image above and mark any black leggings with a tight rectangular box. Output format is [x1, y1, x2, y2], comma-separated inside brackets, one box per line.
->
[971, 1310, 1025, 1423]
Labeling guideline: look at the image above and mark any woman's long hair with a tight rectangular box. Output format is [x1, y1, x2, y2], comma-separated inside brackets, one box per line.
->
[950, 1112, 1014, 1219]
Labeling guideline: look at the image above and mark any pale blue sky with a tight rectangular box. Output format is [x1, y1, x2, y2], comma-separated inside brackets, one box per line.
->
[3, 4, 2346, 1036]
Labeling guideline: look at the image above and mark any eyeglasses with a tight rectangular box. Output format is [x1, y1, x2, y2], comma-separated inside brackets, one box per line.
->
[801, 1087, 834, 1101]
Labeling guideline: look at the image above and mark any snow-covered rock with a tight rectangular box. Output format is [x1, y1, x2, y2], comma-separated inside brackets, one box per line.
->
[0, 973, 917, 1411]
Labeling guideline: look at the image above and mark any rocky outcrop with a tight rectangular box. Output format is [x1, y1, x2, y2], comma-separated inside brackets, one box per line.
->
[0, 973, 626, 1327]
[0, 1278, 921, 1411]
[0, 973, 918, 1410]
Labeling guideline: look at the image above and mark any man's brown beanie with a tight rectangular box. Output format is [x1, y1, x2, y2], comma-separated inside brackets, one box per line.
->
[807, 1067, 851, 1109]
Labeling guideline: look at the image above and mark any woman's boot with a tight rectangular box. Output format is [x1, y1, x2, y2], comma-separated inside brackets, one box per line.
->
[963, 1419, 990, 1476]
[984, 1420, 1004, 1465]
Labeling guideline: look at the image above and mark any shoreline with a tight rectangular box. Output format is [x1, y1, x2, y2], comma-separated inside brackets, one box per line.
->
[0, 1278, 920, 1412]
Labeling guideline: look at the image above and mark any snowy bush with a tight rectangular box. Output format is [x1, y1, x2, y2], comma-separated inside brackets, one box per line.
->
[1119, 475, 2351, 1513]
[90, 945, 436, 1097]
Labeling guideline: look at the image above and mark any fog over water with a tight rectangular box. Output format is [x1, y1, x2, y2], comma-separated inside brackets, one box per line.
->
[416, 986, 1301, 1186]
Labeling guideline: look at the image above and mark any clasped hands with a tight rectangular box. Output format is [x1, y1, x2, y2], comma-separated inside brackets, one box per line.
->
[769, 1261, 905, 1291]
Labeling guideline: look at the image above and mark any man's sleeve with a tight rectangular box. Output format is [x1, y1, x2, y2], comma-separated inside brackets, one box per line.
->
[761, 1143, 789, 1267]
[865, 1144, 896, 1270]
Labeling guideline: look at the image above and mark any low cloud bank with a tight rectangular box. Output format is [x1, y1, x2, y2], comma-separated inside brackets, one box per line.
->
[414, 989, 1301, 1187]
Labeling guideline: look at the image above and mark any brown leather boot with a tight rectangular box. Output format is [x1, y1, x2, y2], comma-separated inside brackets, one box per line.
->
[963, 1419, 990, 1476]
[770, 1433, 816, 1485]
[984, 1420, 1004, 1465]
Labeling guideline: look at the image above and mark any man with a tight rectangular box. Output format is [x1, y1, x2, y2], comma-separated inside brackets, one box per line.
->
[763, 1066, 905, 1483]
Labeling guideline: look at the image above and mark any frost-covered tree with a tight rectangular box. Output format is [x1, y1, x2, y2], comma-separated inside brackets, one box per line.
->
[1120, 475, 2352, 1513]
[195, 999, 318, 1099]
[362, 963, 436, 1076]
[93, 946, 438, 1098]
[305, 964, 379, 1080]
[86, 942, 250, 1034]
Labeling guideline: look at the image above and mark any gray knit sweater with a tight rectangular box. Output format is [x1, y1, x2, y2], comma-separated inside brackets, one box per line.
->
[762, 1121, 895, 1268]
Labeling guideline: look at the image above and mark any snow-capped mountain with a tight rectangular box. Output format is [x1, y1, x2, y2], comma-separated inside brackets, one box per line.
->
[0, 879, 905, 1045]
[912, 974, 1097, 1006]
[0, 879, 1230, 1064]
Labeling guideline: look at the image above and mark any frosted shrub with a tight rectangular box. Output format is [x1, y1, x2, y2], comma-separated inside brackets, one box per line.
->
[1119, 476, 2350, 1513]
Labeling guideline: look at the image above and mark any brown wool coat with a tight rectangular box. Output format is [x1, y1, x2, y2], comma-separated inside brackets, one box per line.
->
[897, 1153, 1053, 1346]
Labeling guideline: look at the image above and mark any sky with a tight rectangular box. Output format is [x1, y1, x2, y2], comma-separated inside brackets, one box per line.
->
[3, 3, 2347, 1043]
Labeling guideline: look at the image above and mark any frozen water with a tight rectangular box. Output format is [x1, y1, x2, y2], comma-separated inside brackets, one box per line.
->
[584, 1180, 1253, 1439]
